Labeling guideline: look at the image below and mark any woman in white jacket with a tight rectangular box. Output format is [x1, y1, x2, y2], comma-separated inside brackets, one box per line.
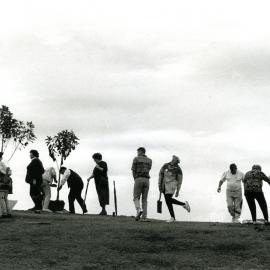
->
[159, 155, 190, 222]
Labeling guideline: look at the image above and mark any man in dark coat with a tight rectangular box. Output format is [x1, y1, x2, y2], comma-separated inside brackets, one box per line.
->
[58, 167, 87, 214]
[25, 150, 45, 213]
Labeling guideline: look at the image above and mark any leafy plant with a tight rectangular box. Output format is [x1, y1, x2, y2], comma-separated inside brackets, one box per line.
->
[45, 130, 79, 200]
[0, 105, 36, 161]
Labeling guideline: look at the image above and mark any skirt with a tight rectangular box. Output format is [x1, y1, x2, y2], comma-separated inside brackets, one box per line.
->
[95, 177, 109, 206]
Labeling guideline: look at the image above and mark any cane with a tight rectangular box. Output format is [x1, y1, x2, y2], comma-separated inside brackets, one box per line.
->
[83, 180, 90, 215]
[113, 181, 118, 216]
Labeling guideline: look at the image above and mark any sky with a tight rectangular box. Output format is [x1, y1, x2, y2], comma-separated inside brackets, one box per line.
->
[1, 0, 270, 221]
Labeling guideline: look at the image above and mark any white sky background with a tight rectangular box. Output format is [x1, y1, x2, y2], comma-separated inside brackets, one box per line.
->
[1, 0, 270, 221]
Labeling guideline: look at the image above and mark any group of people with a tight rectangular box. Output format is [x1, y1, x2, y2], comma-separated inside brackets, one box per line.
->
[5, 147, 270, 224]
[24, 150, 109, 215]
[132, 147, 190, 222]
[0, 147, 191, 222]
[218, 163, 270, 224]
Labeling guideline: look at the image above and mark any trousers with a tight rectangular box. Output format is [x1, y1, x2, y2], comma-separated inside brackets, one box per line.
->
[245, 191, 268, 222]
[42, 182, 51, 210]
[68, 184, 87, 213]
[0, 191, 10, 215]
[133, 177, 149, 219]
[226, 190, 242, 219]
[164, 193, 185, 219]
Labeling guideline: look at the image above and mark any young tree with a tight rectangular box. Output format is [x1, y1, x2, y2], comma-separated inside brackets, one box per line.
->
[45, 130, 79, 200]
[0, 105, 36, 161]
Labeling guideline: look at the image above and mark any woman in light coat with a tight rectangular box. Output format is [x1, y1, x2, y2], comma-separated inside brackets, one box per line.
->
[159, 155, 190, 222]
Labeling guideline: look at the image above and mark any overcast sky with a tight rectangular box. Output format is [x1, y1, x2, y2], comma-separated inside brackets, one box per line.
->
[1, 0, 270, 221]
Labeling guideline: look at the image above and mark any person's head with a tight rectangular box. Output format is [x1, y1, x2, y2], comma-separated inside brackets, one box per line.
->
[30, 149, 39, 159]
[252, 164, 261, 172]
[229, 163, 237, 174]
[0, 152, 3, 161]
[171, 155, 180, 165]
[92, 153, 102, 164]
[59, 166, 67, 175]
[137, 147, 146, 156]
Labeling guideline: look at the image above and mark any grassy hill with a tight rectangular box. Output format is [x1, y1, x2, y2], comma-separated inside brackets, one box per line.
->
[1, 211, 270, 270]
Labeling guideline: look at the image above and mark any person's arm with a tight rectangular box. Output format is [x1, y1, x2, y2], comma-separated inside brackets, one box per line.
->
[51, 168, 57, 183]
[96, 161, 107, 173]
[261, 172, 270, 185]
[59, 169, 71, 188]
[175, 168, 183, 197]
[131, 158, 137, 179]
[87, 174, 94, 182]
[158, 165, 165, 192]
[0, 162, 7, 175]
[217, 173, 226, 193]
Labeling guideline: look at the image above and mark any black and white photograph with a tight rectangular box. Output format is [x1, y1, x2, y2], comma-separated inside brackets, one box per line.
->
[1, 0, 270, 269]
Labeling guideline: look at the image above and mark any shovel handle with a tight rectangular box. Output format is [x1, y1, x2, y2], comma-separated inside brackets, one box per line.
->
[158, 192, 162, 201]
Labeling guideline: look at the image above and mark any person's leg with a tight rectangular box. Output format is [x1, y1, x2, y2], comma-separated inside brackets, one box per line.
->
[141, 179, 150, 219]
[245, 192, 256, 222]
[226, 192, 235, 219]
[4, 192, 10, 215]
[35, 185, 43, 211]
[30, 185, 43, 211]
[133, 179, 143, 213]
[42, 183, 51, 210]
[0, 191, 7, 216]
[170, 197, 185, 206]
[68, 188, 76, 213]
[234, 196, 242, 220]
[75, 185, 87, 213]
[164, 194, 175, 219]
[255, 192, 268, 222]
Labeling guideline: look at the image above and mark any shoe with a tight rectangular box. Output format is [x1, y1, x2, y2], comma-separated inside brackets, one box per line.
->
[166, 217, 176, 223]
[140, 218, 150, 222]
[28, 207, 36, 211]
[42, 209, 52, 213]
[83, 209, 88, 214]
[183, 201, 191, 213]
[69, 211, 75, 214]
[135, 210, 143, 221]
[34, 210, 42, 214]
[1, 214, 8, 218]
[99, 210, 107, 215]
[264, 220, 269, 225]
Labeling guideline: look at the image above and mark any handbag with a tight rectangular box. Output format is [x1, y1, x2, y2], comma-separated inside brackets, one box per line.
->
[157, 192, 162, 214]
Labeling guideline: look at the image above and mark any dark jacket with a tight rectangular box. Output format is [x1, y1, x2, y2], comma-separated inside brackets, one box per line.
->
[67, 170, 84, 189]
[25, 158, 45, 186]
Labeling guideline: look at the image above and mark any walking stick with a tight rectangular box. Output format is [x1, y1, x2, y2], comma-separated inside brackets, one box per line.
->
[83, 180, 90, 215]
[113, 181, 118, 216]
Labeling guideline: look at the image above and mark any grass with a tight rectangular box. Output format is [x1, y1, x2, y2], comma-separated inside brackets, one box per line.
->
[0, 211, 270, 269]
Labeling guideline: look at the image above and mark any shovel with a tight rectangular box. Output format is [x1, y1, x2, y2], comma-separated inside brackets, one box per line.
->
[83, 180, 90, 214]
[157, 192, 162, 214]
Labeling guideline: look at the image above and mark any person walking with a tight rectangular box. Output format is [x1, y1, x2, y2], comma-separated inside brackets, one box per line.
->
[217, 164, 244, 223]
[243, 165, 270, 224]
[42, 167, 57, 212]
[58, 167, 87, 214]
[159, 155, 190, 223]
[131, 147, 152, 222]
[0, 152, 12, 218]
[25, 150, 44, 213]
[87, 153, 109, 215]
